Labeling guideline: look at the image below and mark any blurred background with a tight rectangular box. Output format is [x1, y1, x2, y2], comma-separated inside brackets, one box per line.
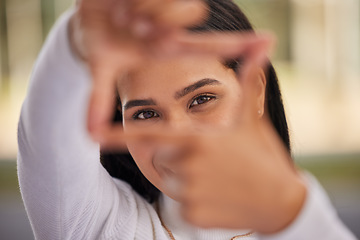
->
[0, 0, 359, 239]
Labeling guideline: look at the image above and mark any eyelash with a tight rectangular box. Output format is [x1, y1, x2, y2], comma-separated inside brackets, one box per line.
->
[132, 94, 216, 120]
[132, 109, 160, 120]
[188, 93, 216, 109]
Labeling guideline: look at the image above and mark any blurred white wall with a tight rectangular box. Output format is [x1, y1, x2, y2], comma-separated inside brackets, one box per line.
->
[0, 0, 74, 160]
[285, 0, 360, 155]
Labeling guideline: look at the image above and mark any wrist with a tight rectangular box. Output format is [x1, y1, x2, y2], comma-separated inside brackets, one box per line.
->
[280, 174, 307, 231]
[258, 172, 307, 234]
[68, 13, 87, 62]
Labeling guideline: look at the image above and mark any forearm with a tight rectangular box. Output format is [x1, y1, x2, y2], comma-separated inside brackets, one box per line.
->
[17, 9, 116, 239]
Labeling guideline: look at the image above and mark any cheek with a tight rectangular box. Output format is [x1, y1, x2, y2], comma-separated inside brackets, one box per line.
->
[208, 101, 241, 128]
[197, 88, 243, 129]
[218, 83, 244, 127]
[126, 140, 171, 195]
[122, 119, 165, 188]
[126, 140, 158, 182]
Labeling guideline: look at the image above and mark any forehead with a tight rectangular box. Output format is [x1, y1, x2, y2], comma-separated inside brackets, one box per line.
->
[117, 56, 236, 101]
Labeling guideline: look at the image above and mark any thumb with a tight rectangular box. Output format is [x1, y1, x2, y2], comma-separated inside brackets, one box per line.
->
[87, 61, 119, 140]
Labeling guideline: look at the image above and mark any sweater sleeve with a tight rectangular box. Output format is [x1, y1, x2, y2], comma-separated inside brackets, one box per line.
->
[258, 172, 358, 240]
[17, 10, 134, 240]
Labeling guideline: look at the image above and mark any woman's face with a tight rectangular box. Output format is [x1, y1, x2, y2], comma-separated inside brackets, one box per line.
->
[117, 56, 265, 200]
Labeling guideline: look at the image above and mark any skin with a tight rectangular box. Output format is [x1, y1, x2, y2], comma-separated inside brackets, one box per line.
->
[70, 0, 306, 235]
[117, 56, 306, 233]
[70, 0, 271, 138]
[118, 55, 264, 199]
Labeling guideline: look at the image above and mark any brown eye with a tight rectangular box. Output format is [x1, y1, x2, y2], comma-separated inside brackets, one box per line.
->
[190, 95, 216, 108]
[133, 110, 159, 120]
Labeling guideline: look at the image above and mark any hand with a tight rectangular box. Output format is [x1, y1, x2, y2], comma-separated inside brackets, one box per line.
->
[69, 0, 207, 137]
[159, 63, 307, 233]
[69, 0, 273, 144]
[70, 0, 306, 233]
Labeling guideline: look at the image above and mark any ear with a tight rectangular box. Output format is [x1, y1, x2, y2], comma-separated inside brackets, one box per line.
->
[256, 68, 267, 118]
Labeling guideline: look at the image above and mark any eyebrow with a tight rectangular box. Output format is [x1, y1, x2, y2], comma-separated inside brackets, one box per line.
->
[174, 78, 221, 100]
[124, 99, 157, 110]
[123, 78, 221, 111]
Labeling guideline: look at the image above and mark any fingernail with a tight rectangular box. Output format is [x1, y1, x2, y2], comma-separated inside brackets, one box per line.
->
[132, 18, 153, 37]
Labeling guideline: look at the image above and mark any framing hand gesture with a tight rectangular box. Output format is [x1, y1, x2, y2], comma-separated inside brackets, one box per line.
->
[71, 0, 272, 142]
[71, 0, 306, 234]
[171, 63, 307, 234]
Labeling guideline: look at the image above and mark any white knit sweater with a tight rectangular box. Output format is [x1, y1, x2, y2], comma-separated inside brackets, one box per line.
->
[17, 10, 357, 240]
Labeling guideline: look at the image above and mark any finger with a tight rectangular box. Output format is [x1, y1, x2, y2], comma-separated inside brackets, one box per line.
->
[133, 0, 206, 28]
[237, 38, 274, 124]
[99, 126, 199, 151]
[79, 0, 116, 14]
[172, 31, 273, 59]
[239, 35, 274, 81]
[87, 63, 119, 139]
[111, 0, 131, 28]
[153, 0, 207, 28]
[96, 125, 127, 151]
[171, 31, 274, 125]
[132, 0, 166, 15]
[238, 63, 264, 124]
